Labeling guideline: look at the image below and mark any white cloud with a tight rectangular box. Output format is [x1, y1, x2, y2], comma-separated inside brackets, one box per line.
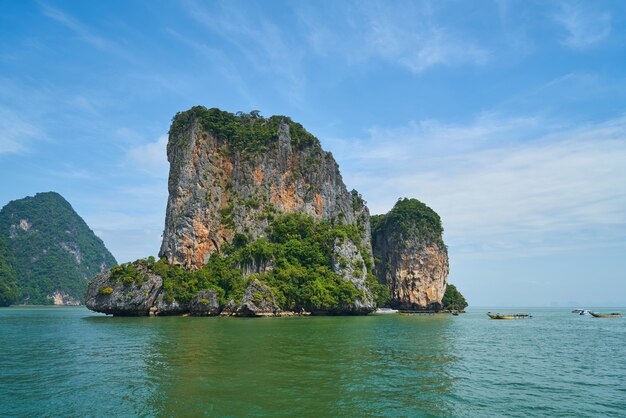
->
[363, 5, 488, 73]
[125, 135, 169, 178]
[332, 114, 626, 257]
[554, 3, 611, 49]
[78, 183, 169, 263]
[297, 1, 488, 74]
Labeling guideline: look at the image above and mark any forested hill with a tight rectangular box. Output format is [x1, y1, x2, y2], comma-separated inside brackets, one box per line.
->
[0, 192, 117, 305]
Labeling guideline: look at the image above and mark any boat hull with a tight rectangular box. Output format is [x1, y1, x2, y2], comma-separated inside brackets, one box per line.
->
[590, 312, 622, 318]
[487, 313, 530, 320]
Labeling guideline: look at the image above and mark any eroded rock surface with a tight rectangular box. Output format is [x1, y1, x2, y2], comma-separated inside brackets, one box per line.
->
[86, 267, 281, 316]
[85, 267, 163, 316]
[372, 198, 449, 311]
[332, 238, 375, 313]
[236, 279, 281, 317]
[158, 108, 371, 271]
[189, 290, 221, 316]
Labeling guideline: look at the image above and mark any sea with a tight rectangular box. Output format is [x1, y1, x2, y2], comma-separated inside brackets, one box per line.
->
[1, 306, 624, 417]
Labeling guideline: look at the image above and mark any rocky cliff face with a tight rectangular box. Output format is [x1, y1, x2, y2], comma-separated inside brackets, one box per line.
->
[87, 107, 377, 316]
[159, 107, 371, 270]
[372, 198, 448, 310]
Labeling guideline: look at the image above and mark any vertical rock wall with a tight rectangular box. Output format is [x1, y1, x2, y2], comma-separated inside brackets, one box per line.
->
[158, 108, 371, 271]
[372, 199, 449, 310]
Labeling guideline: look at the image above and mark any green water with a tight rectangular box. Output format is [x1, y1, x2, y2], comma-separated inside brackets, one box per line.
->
[1, 307, 625, 417]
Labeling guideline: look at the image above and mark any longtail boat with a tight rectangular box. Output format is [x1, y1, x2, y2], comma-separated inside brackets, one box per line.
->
[590, 312, 622, 318]
[486, 312, 531, 320]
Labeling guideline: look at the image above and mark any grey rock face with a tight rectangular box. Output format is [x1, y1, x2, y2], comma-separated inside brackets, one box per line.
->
[332, 238, 375, 313]
[86, 269, 283, 316]
[236, 279, 280, 317]
[154, 297, 187, 316]
[85, 268, 163, 316]
[159, 112, 371, 271]
[220, 299, 239, 316]
[189, 290, 221, 316]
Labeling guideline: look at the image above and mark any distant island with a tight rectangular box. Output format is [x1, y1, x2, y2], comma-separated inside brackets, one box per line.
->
[84, 107, 467, 316]
[0, 192, 116, 306]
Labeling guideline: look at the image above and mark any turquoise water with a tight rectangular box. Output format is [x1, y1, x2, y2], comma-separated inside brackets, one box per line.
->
[1, 307, 625, 417]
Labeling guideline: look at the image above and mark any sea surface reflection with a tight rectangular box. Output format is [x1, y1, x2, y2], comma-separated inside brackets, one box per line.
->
[2, 307, 624, 416]
[145, 314, 456, 416]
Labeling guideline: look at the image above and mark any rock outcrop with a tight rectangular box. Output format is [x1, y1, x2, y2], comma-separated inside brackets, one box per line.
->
[189, 290, 221, 316]
[85, 266, 163, 316]
[86, 106, 378, 316]
[372, 198, 449, 310]
[235, 279, 281, 317]
[158, 107, 372, 270]
[85, 265, 285, 317]
[332, 238, 374, 314]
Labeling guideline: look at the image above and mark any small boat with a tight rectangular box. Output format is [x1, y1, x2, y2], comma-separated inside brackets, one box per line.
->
[572, 309, 592, 315]
[451, 311, 459, 316]
[590, 312, 622, 318]
[487, 312, 531, 320]
[400, 311, 435, 316]
[374, 308, 399, 314]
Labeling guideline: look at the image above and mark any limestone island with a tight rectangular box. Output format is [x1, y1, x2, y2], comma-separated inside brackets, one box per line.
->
[85, 107, 466, 316]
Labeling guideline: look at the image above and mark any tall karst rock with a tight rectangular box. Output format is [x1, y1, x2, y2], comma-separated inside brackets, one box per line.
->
[87, 107, 377, 316]
[0, 192, 117, 305]
[159, 106, 371, 270]
[371, 198, 449, 310]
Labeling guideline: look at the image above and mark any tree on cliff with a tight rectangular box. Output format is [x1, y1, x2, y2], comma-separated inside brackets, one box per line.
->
[442, 284, 468, 310]
[0, 236, 19, 306]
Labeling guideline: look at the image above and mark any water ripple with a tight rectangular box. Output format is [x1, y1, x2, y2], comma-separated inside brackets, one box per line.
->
[1, 307, 625, 416]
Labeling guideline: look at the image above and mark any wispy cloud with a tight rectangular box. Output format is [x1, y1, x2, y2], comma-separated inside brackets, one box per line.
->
[332, 114, 626, 257]
[82, 192, 167, 262]
[182, 0, 305, 102]
[39, 2, 132, 60]
[125, 135, 169, 178]
[40, 3, 113, 51]
[361, 3, 489, 73]
[166, 29, 254, 104]
[0, 106, 44, 154]
[297, 1, 488, 74]
[554, 2, 611, 49]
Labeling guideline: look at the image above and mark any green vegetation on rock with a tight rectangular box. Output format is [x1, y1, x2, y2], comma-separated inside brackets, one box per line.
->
[372, 198, 444, 247]
[442, 284, 468, 311]
[120, 212, 388, 312]
[109, 261, 150, 286]
[168, 106, 319, 154]
[0, 192, 117, 304]
[0, 236, 19, 306]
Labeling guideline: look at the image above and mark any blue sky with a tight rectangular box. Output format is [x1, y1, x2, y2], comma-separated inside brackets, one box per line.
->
[1, 0, 625, 306]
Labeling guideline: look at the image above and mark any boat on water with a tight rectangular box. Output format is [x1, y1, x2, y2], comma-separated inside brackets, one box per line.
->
[572, 309, 592, 315]
[486, 312, 531, 320]
[374, 308, 399, 314]
[590, 312, 622, 318]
